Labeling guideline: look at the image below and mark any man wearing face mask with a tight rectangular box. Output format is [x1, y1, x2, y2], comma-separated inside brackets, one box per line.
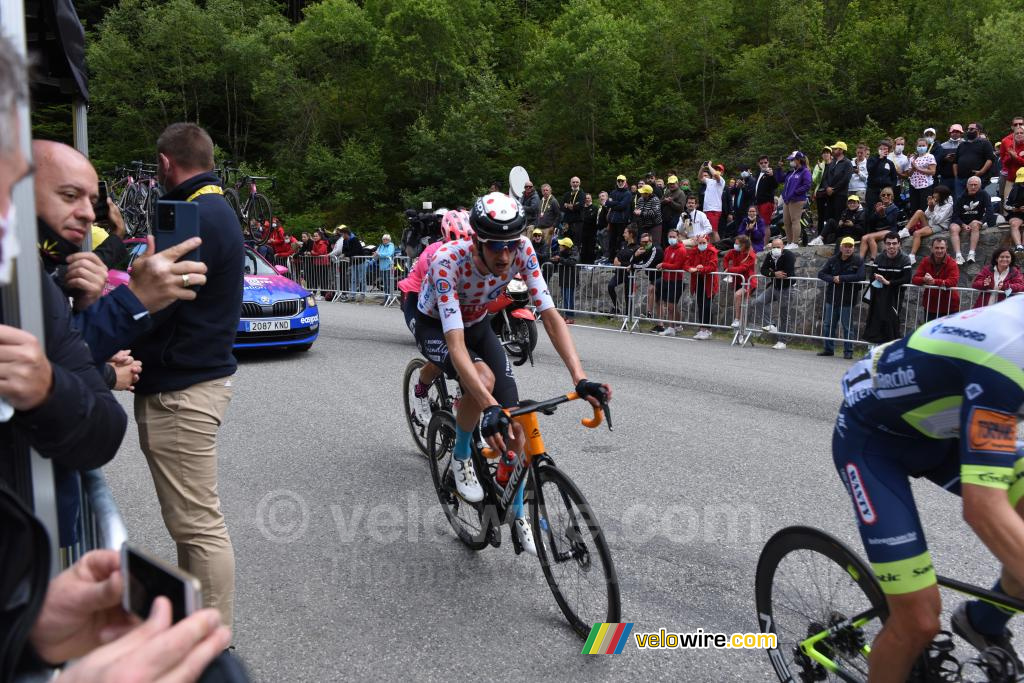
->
[686, 235, 719, 340]
[936, 124, 964, 193]
[954, 123, 996, 200]
[752, 238, 797, 350]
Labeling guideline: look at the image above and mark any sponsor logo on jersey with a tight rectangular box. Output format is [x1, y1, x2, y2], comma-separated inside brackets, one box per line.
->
[968, 407, 1016, 454]
[526, 254, 539, 270]
[929, 323, 986, 342]
[874, 365, 920, 398]
[965, 383, 983, 400]
[845, 463, 876, 525]
[436, 279, 452, 294]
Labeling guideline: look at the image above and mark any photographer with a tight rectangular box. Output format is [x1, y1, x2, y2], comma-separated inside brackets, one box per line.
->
[818, 195, 865, 247]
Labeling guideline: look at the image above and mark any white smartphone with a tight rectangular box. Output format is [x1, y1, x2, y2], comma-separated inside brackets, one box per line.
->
[121, 543, 202, 623]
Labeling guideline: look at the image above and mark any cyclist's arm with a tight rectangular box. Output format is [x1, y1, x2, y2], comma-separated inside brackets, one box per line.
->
[962, 484, 1024, 587]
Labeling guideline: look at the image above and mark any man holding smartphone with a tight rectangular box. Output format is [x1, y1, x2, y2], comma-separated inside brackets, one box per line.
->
[132, 123, 244, 629]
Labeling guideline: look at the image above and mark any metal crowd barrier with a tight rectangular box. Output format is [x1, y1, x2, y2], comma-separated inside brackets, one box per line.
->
[627, 268, 747, 342]
[60, 469, 128, 568]
[540, 262, 632, 330]
[740, 275, 870, 349]
[896, 284, 998, 335]
[272, 254, 406, 306]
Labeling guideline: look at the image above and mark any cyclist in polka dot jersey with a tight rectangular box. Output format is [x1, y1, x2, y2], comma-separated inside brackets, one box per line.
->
[412, 193, 611, 557]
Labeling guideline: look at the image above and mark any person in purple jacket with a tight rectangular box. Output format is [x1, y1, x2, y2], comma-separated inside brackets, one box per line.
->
[781, 151, 813, 249]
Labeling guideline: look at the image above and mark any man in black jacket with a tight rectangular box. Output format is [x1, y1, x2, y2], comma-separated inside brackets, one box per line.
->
[561, 177, 586, 244]
[580, 193, 599, 264]
[133, 123, 243, 630]
[607, 175, 633, 256]
[821, 142, 855, 225]
[866, 139, 900, 209]
[816, 236, 864, 359]
[752, 238, 797, 350]
[863, 232, 913, 344]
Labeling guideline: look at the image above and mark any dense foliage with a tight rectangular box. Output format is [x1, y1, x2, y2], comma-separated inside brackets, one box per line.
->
[67, 0, 1024, 231]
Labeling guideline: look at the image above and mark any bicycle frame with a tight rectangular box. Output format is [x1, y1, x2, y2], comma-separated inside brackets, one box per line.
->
[795, 574, 1024, 680]
[477, 392, 607, 532]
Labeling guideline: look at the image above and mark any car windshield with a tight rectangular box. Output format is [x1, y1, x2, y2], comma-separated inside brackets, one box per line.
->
[243, 247, 279, 276]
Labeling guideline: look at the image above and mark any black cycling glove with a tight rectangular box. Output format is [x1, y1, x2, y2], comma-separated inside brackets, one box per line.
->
[481, 405, 511, 439]
[575, 379, 607, 402]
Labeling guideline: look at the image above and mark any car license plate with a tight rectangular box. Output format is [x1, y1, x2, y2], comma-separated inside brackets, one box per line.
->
[247, 320, 290, 332]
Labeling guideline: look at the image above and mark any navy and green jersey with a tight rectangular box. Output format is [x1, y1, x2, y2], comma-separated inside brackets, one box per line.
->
[833, 296, 1024, 594]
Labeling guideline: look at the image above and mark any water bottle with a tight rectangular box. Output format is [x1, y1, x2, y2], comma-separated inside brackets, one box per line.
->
[496, 450, 517, 488]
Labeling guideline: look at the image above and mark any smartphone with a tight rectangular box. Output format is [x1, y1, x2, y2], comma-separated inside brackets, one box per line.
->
[93, 181, 109, 222]
[121, 543, 202, 623]
[155, 200, 200, 262]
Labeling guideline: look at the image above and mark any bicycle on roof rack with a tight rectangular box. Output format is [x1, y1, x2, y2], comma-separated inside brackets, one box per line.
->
[217, 164, 275, 245]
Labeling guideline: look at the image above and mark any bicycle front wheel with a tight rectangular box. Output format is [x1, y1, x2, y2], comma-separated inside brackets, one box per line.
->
[402, 357, 451, 456]
[531, 464, 620, 638]
[426, 411, 489, 551]
[250, 193, 273, 244]
[755, 526, 887, 683]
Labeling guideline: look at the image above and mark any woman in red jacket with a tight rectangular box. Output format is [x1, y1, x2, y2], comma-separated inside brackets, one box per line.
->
[687, 234, 720, 339]
[723, 234, 757, 328]
[653, 228, 688, 335]
[311, 229, 333, 299]
[972, 247, 1024, 307]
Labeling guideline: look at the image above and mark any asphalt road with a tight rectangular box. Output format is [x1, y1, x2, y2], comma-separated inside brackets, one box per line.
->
[105, 304, 997, 682]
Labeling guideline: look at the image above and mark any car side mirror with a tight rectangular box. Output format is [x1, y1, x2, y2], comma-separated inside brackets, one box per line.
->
[275, 265, 289, 276]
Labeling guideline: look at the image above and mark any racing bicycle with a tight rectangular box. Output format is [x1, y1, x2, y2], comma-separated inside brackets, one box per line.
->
[219, 165, 274, 245]
[424, 391, 620, 638]
[755, 526, 1024, 682]
[109, 162, 162, 237]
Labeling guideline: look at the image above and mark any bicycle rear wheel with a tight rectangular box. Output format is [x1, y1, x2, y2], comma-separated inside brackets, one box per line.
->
[143, 184, 162, 234]
[755, 526, 887, 683]
[250, 193, 273, 244]
[531, 464, 619, 638]
[224, 188, 243, 229]
[402, 357, 451, 456]
[426, 411, 489, 551]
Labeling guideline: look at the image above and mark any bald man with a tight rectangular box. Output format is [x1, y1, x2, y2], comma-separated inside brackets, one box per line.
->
[33, 140, 208, 365]
[562, 176, 586, 243]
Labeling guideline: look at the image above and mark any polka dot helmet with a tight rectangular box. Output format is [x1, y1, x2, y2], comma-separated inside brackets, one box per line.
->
[469, 192, 526, 240]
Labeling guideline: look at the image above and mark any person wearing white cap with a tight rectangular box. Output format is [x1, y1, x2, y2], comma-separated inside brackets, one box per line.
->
[923, 127, 938, 154]
[935, 124, 963, 191]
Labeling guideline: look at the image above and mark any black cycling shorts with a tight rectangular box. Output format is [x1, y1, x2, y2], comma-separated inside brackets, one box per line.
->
[402, 292, 418, 333]
[413, 313, 519, 408]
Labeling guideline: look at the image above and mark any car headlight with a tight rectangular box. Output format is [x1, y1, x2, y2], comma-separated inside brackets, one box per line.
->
[305, 295, 316, 308]
[507, 279, 528, 294]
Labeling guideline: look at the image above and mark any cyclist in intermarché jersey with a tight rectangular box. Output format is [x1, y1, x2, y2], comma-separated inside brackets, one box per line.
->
[413, 192, 611, 555]
[832, 294, 1024, 681]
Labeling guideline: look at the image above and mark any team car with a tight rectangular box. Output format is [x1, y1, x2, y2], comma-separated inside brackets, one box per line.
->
[105, 240, 319, 352]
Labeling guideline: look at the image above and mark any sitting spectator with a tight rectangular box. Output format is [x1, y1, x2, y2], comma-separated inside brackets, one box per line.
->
[653, 228, 688, 335]
[550, 237, 578, 323]
[859, 187, 899, 264]
[607, 227, 637, 315]
[375, 233, 396, 299]
[686, 234, 719, 340]
[911, 236, 960, 321]
[863, 232, 913, 344]
[752, 238, 796, 350]
[1002, 167, 1024, 253]
[630, 231, 662, 317]
[906, 137, 937, 213]
[677, 194, 713, 245]
[950, 175, 994, 265]
[633, 184, 663, 246]
[723, 234, 757, 328]
[819, 195, 865, 246]
[735, 205, 766, 252]
[971, 247, 1024, 307]
[903, 185, 954, 263]
[816, 236, 864, 359]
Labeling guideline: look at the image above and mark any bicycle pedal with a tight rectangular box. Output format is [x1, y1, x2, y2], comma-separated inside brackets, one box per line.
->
[487, 526, 502, 549]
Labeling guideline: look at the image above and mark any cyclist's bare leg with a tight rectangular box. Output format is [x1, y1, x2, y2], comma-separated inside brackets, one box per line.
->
[417, 361, 442, 388]
[868, 587, 941, 683]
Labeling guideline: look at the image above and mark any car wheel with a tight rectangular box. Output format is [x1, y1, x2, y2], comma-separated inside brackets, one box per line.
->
[294, 344, 313, 352]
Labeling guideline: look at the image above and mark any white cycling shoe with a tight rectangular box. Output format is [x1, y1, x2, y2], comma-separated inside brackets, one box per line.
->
[514, 517, 537, 556]
[452, 457, 484, 502]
